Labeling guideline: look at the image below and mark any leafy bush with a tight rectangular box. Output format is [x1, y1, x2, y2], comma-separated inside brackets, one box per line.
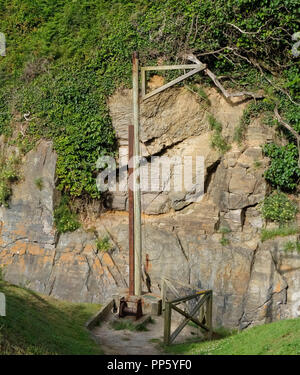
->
[260, 192, 298, 225]
[54, 195, 80, 233]
[263, 143, 300, 191]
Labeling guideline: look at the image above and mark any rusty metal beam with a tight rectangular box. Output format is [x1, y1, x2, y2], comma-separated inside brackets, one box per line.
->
[132, 51, 142, 296]
[128, 125, 134, 296]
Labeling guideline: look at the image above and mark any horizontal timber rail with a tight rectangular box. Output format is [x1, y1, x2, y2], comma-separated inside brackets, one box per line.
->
[141, 62, 206, 99]
[163, 287, 213, 345]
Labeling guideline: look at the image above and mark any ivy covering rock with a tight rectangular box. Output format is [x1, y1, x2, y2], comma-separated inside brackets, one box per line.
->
[0, 0, 299, 199]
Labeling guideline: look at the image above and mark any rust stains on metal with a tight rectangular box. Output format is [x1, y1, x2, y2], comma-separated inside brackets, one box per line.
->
[128, 125, 135, 296]
[119, 297, 143, 320]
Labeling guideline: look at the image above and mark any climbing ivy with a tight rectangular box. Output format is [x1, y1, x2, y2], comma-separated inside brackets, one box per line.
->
[0, 0, 299, 199]
[54, 195, 80, 233]
[0, 153, 20, 207]
[263, 143, 300, 191]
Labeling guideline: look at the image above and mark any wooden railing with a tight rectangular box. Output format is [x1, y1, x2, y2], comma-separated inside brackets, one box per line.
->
[162, 278, 213, 345]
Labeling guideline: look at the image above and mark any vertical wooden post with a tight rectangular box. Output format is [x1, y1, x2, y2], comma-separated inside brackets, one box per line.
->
[161, 279, 166, 312]
[128, 125, 134, 296]
[132, 51, 142, 296]
[206, 291, 213, 340]
[198, 303, 205, 337]
[141, 68, 146, 97]
[164, 301, 172, 345]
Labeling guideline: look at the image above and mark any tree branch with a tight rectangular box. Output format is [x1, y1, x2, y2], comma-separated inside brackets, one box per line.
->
[183, 53, 264, 100]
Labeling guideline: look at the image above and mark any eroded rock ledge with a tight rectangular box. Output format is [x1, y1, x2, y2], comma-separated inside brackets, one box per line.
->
[0, 87, 299, 329]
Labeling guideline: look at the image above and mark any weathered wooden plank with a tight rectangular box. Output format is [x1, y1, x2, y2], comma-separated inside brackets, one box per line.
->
[161, 278, 167, 312]
[169, 295, 210, 343]
[171, 290, 211, 304]
[206, 292, 213, 340]
[172, 294, 210, 325]
[163, 278, 193, 314]
[142, 65, 206, 100]
[142, 64, 201, 71]
[141, 68, 146, 97]
[171, 303, 209, 333]
[164, 301, 172, 345]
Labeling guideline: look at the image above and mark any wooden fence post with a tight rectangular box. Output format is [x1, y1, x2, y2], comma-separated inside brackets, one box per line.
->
[164, 301, 172, 345]
[207, 291, 213, 340]
[161, 279, 166, 312]
[198, 304, 205, 336]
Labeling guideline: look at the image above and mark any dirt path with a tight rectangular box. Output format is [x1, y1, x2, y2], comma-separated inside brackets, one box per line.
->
[92, 312, 201, 355]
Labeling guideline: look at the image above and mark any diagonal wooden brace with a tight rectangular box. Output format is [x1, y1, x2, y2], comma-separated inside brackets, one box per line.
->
[142, 63, 206, 100]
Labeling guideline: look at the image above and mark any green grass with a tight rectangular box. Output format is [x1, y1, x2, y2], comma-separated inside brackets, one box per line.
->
[283, 241, 300, 253]
[34, 177, 44, 191]
[261, 226, 300, 242]
[0, 281, 102, 355]
[209, 115, 231, 154]
[96, 236, 112, 253]
[54, 195, 80, 234]
[110, 319, 149, 332]
[164, 318, 300, 355]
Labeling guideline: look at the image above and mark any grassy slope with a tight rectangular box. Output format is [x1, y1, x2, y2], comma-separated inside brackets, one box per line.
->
[0, 281, 102, 355]
[165, 318, 300, 355]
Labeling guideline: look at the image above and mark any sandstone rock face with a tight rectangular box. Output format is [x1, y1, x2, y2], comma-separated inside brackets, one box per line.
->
[0, 141, 57, 292]
[0, 141, 127, 303]
[0, 87, 299, 329]
[108, 87, 208, 155]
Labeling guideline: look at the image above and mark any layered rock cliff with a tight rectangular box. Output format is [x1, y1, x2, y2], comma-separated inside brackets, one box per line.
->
[0, 86, 299, 329]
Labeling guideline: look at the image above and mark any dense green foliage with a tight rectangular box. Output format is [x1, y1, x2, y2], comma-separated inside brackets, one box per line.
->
[0, 0, 299, 199]
[263, 143, 300, 191]
[260, 191, 298, 225]
[0, 153, 20, 207]
[54, 195, 80, 233]
[164, 317, 300, 355]
[0, 281, 102, 354]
